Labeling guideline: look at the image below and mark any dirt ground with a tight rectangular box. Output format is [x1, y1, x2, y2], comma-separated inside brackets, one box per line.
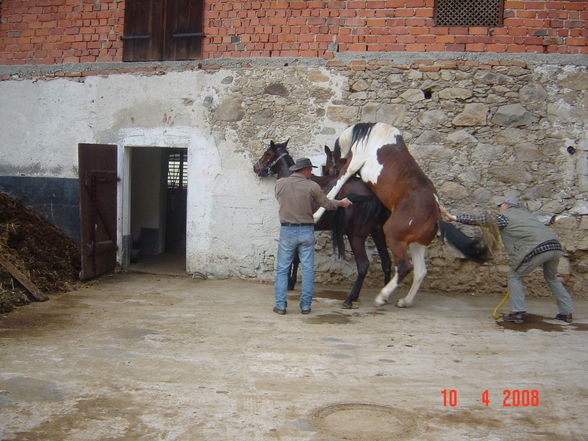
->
[1, 272, 587, 441]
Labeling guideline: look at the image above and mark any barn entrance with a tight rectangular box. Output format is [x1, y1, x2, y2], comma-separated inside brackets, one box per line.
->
[127, 146, 188, 275]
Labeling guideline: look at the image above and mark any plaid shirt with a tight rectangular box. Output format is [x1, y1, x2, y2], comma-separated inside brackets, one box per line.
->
[455, 214, 562, 267]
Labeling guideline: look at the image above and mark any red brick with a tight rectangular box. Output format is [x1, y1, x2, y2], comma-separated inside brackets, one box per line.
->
[466, 43, 485, 51]
[0, 0, 579, 63]
[394, 9, 416, 17]
[405, 43, 426, 51]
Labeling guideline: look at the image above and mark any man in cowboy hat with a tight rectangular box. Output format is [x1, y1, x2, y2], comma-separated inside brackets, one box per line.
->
[440, 194, 574, 324]
[273, 158, 352, 315]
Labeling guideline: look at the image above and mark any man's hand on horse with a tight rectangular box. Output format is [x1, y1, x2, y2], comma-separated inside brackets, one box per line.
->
[439, 205, 456, 222]
[338, 198, 353, 208]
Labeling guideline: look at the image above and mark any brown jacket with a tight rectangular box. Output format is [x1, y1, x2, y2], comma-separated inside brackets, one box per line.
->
[275, 173, 339, 224]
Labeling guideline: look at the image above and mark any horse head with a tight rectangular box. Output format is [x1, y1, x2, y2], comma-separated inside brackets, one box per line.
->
[323, 145, 348, 177]
[253, 139, 290, 177]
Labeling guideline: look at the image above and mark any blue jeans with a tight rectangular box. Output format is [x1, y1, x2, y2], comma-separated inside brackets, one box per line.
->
[274, 225, 315, 311]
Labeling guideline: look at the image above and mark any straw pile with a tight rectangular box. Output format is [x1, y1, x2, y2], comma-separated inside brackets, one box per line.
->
[0, 192, 80, 313]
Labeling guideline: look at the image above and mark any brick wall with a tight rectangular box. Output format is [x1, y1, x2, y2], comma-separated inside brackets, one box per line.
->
[0, 0, 586, 65]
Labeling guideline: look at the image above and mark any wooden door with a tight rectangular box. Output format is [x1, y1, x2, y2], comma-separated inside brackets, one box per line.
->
[78, 144, 118, 280]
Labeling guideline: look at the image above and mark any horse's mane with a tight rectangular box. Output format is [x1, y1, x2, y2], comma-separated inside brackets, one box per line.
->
[335, 123, 376, 158]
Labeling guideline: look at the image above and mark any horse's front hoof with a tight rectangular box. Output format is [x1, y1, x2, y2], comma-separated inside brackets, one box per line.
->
[342, 302, 353, 309]
[396, 299, 410, 308]
[374, 298, 387, 307]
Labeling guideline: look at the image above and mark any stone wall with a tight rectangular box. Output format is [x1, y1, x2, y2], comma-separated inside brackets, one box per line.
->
[206, 55, 588, 297]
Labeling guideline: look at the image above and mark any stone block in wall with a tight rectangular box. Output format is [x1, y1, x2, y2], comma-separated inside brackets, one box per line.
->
[519, 83, 548, 110]
[490, 163, 532, 184]
[350, 79, 370, 92]
[308, 71, 329, 83]
[419, 110, 448, 127]
[491, 103, 538, 127]
[213, 95, 245, 122]
[439, 181, 468, 203]
[326, 105, 359, 124]
[452, 103, 488, 126]
[438, 88, 473, 100]
[264, 83, 289, 97]
[446, 130, 477, 145]
[558, 72, 588, 91]
[400, 89, 424, 102]
[362, 104, 407, 127]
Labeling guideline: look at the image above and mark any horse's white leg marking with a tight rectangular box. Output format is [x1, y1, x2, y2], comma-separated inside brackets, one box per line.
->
[374, 272, 399, 306]
[397, 243, 427, 308]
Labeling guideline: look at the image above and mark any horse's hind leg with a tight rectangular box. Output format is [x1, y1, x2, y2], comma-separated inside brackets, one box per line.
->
[397, 243, 427, 308]
[371, 228, 392, 284]
[374, 240, 412, 307]
[342, 234, 370, 309]
[288, 255, 300, 291]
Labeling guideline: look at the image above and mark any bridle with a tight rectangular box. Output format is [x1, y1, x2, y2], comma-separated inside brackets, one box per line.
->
[255, 149, 289, 177]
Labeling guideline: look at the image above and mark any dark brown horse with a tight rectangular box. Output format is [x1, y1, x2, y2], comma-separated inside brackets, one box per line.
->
[253, 139, 391, 308]
[315, 122, 489, 308]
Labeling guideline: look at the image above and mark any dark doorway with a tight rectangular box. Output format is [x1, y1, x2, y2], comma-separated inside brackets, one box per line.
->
[128, 147, 187, 275]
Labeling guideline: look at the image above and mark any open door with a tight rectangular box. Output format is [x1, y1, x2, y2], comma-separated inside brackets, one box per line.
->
[78, 143, 118, 280]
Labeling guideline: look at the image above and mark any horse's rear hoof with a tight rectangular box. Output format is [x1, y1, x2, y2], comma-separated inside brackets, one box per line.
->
[396, 299, 410, 308]
[374, 299, 387, 307]
[342, 302, 353, 309]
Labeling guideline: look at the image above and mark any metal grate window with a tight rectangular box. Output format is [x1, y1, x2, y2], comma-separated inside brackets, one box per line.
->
[167, 150, 188, 189]
[434, 0, 504, 27]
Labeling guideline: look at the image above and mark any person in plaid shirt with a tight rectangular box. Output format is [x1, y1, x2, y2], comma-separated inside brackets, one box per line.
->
[440, 194, 574, 324]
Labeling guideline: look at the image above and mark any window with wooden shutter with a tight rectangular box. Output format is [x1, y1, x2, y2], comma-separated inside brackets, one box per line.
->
[434, 0, 504, 27]
[123, 0, 204, 62]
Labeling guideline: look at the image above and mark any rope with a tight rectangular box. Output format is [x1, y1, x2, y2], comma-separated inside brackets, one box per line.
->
[492, 290, 509, 320]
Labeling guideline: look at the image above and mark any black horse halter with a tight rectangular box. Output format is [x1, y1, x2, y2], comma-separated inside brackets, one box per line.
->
[255, 149, 289, 177]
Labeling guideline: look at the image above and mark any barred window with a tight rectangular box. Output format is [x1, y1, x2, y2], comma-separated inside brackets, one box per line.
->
[167, 150, 188, 189]
[434, 0, 504, 27]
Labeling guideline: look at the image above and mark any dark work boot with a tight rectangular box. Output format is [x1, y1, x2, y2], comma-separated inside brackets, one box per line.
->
[555, 313, 573, 323]
[502, 311, 525, 324]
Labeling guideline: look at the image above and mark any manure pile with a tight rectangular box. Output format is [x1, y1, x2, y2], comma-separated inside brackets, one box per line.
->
[0, 192, 80, 313]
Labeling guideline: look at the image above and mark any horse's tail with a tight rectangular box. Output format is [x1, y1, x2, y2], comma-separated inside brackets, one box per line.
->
[478, 212, 502, 256]
[332, 194, 389, 259]
[438, 221, 490, 263]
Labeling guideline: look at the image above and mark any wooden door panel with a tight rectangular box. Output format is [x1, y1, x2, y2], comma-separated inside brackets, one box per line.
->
[165, 0, 204, 60]
[122, 0, 163, 61]
[78, 144, 118, 281]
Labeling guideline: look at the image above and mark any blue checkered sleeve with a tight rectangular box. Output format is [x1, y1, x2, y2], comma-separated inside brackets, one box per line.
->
[454, 213, 508, 229]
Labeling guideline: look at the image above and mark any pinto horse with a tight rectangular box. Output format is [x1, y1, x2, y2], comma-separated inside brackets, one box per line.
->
[253, 139, 392, 308]
[315, 122, 488, 308]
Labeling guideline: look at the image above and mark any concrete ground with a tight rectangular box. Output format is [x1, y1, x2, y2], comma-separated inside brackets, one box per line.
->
[0, 272, 587, 441]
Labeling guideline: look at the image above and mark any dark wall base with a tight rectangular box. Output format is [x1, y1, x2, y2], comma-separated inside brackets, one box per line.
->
[0, 176, 80, 243]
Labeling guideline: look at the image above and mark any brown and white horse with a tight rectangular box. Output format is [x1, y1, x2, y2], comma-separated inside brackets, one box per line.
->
[315, 122, 455, 308]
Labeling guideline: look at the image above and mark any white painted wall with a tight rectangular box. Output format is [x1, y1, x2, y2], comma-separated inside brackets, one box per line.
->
[0, 71, 286, 281]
